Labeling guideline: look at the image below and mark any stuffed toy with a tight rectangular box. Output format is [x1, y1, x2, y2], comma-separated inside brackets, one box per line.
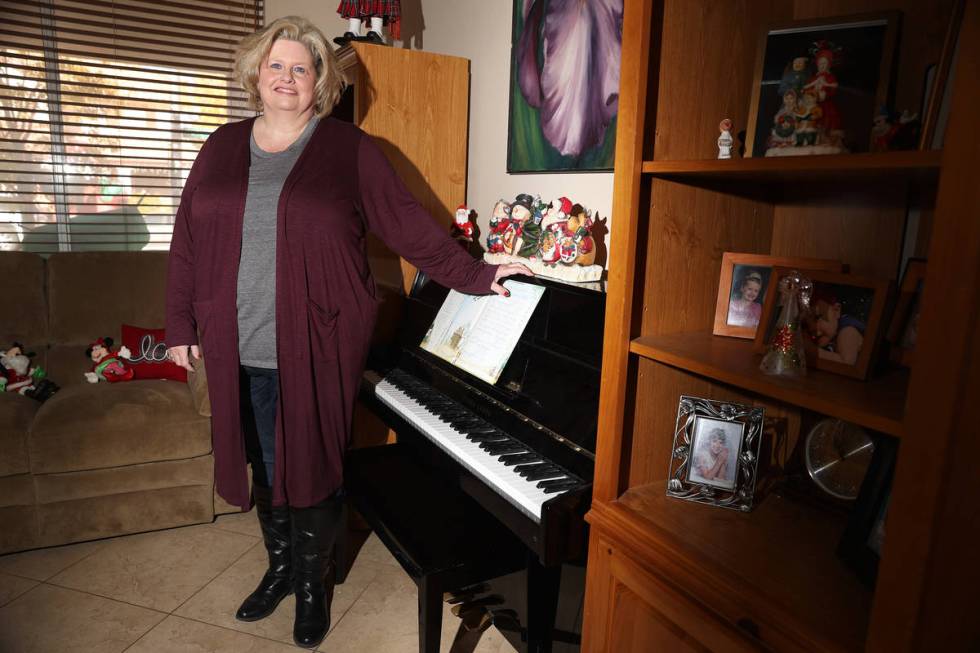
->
[0, 343, 59, 402]
[84, 337, 134, 383]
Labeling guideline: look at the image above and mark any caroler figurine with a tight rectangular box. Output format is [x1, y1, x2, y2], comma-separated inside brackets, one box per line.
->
[717, 119, 734, 159]
[760, 271, 813, 377]
[85, 337, 134, 384]
[334, 0, 401, 46]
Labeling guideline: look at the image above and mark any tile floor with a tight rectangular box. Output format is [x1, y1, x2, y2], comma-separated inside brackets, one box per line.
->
[0, 511, 516, 653]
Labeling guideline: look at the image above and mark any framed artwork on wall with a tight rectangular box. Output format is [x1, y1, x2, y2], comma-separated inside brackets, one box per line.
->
[507, 0, 623, 173]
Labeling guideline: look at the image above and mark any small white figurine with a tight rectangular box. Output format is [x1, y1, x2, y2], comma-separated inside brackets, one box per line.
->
[718, 118, 734, 159]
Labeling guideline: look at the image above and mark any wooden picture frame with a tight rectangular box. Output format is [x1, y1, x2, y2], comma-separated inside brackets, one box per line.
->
[745, 12, 900, 158]
[754, 268, 892, 380]
[713, 253, 842, 339]
[886, 258, 927, 367]
[919, 0, 964, 150]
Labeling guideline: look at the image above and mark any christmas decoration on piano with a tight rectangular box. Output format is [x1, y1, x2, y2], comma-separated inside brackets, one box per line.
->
[483, 193, 602, 282]
[759, 270, 812, 377]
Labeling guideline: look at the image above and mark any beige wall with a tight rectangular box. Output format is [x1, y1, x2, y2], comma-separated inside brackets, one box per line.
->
[265, 0, 616, 266]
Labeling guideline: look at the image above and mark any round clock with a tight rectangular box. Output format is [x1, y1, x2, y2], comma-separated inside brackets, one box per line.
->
[804, 419, 875, 500]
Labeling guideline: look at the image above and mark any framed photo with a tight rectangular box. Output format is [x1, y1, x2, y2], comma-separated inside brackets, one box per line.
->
[506, 0, 622, 172]
[754, 268, 892, 380]
[838, 435, 897, 587]
[919, 0, 964, 150]
[887, 258, 927, 367]
[745, 13, 899, 158]
[667, 396, 765, 512]
[713, 253, 842, 339]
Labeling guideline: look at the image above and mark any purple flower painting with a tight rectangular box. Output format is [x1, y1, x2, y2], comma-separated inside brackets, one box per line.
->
[508, 0, 623, 172]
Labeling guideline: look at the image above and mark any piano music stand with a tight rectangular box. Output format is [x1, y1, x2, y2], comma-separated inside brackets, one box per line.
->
[345, 443, 530, 653]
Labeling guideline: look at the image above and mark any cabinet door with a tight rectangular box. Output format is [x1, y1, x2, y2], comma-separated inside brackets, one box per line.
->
[585, 532, 760, 652]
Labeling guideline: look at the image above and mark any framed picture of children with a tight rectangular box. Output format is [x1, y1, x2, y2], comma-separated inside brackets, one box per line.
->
[667, 395, 764, 512]
[744, 13, 899, 158]
[713, 253, 842, 339]
[755, 268, 892, 380]
[886, 258, 927, 368]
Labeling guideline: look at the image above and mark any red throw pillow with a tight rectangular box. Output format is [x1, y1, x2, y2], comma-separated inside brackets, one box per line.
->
[120, 324, 188, 383]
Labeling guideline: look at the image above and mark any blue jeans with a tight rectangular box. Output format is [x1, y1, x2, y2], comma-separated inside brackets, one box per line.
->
[240, 365, 278, 487]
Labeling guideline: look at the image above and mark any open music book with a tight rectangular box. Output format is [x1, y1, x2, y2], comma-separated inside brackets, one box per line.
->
[420, 280, 545, 385]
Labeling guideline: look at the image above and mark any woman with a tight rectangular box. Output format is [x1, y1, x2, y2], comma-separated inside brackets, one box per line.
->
[165, 16, 529, 649]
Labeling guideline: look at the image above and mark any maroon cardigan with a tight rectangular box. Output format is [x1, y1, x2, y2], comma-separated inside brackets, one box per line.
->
[166, 117, 497, 509]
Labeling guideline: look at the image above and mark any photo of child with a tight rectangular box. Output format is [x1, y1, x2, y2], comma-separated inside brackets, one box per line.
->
[726, 266, 772, 329]
[803, 283, 875, 366]
[688, 417, 744, 491]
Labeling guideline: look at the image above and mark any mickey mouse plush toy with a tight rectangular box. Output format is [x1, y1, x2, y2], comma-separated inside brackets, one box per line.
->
[0, 342, 59, 401]
[84, 337, 134, 383]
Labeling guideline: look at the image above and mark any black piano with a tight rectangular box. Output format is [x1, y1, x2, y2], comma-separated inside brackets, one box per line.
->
[347, 273, 605, 653]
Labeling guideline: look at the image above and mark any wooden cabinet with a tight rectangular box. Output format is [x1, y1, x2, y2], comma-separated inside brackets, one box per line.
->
[583, 1, 980, 651]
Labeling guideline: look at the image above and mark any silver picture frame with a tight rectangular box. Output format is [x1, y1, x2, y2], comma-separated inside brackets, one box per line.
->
[667, 395, 765, 512]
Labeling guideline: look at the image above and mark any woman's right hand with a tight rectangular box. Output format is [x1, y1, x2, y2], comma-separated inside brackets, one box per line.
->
[168, 345, 201, 372]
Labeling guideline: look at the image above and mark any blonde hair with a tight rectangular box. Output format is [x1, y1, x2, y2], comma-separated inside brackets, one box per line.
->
[233, 16, 346, 118]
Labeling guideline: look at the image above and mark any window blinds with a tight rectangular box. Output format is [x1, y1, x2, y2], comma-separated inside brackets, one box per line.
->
[0, 0, 263, 253]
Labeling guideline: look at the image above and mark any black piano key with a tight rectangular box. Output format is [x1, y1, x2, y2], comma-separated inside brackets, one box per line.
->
[525, 468, 565, 481]
[478, 439, 516, 452]
[537, 477, 578, 489]
[514, 462, 545, 474]
[518, 465, 560, 478]
[484, 443, 526, 456]
[542, 482, 579, 494]
[499, 453, 542, 466]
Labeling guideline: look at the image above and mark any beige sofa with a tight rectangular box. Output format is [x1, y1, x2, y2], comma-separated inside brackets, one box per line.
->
[0, 251, 237, 555]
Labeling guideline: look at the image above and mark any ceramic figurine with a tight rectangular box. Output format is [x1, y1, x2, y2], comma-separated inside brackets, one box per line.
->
[334, 0, 401, 46]
[718, 119, 734, 159]
[452, 205, 476, 242]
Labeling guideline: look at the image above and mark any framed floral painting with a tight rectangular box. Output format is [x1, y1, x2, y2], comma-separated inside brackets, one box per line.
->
[507, 0, 622, 172]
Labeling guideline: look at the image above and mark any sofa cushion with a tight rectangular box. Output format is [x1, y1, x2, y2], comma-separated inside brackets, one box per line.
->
[35, 455, 212, 504]
[37, 484, 213, 549]
[0, 393, 39, 476]
[29, 380, 211, 474]
[47, 251, 169, 345]
[0, 251, 47, 344]
[0, 474, 38, 555]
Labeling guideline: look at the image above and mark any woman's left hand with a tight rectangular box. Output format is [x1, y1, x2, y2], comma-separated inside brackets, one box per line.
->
[491, 262, 534, 297]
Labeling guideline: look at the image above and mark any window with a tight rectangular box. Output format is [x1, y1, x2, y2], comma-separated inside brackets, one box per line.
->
[0, 0, 263, 252]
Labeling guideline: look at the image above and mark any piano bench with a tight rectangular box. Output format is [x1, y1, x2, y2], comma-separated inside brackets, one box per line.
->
[345, 443, 529, 653]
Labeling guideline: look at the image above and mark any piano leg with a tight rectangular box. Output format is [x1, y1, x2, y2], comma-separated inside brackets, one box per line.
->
[527, 557, 561, 653]
[418, 575, 443, 653]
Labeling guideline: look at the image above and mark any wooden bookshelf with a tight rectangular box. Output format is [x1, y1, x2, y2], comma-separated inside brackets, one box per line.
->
[602, 484, 872, 653]
[583, 0, 980, 651]
[630, 333, 907, 436]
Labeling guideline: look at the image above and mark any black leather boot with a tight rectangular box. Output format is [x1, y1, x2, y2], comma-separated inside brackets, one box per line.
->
[235, 483, 293, 621]
[291, 495, 343, 649]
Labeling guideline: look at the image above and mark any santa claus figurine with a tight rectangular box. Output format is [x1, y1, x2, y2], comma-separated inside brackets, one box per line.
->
[452, 205, 476, 242]
[85, 337, 134, 383]
[1, 343, 59, 401]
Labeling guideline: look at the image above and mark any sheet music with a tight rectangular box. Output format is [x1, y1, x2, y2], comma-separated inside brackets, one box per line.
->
[420, 280, 545, 385]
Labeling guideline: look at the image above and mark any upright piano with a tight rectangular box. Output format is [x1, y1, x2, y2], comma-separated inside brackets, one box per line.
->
[350, 273, 605, 652]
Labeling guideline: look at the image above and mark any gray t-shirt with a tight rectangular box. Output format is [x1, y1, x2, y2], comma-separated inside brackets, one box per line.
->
[237, 117, 318, 368]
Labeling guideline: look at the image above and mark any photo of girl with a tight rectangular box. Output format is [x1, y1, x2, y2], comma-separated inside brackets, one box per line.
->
[803, 284, 874, 366]
[727, 266, 771, 329]
[688, 418, 743, 491]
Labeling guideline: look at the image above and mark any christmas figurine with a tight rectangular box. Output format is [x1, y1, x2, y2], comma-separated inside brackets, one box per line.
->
[85, 337, 134, 383]
[717, 118, 734, 159]
[452, 205, 476, 242]
[0, 342, 59, 402]
[486, 199, 512, 254]
[334, 0, 401, 46]
[760, 271, 813, 377]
